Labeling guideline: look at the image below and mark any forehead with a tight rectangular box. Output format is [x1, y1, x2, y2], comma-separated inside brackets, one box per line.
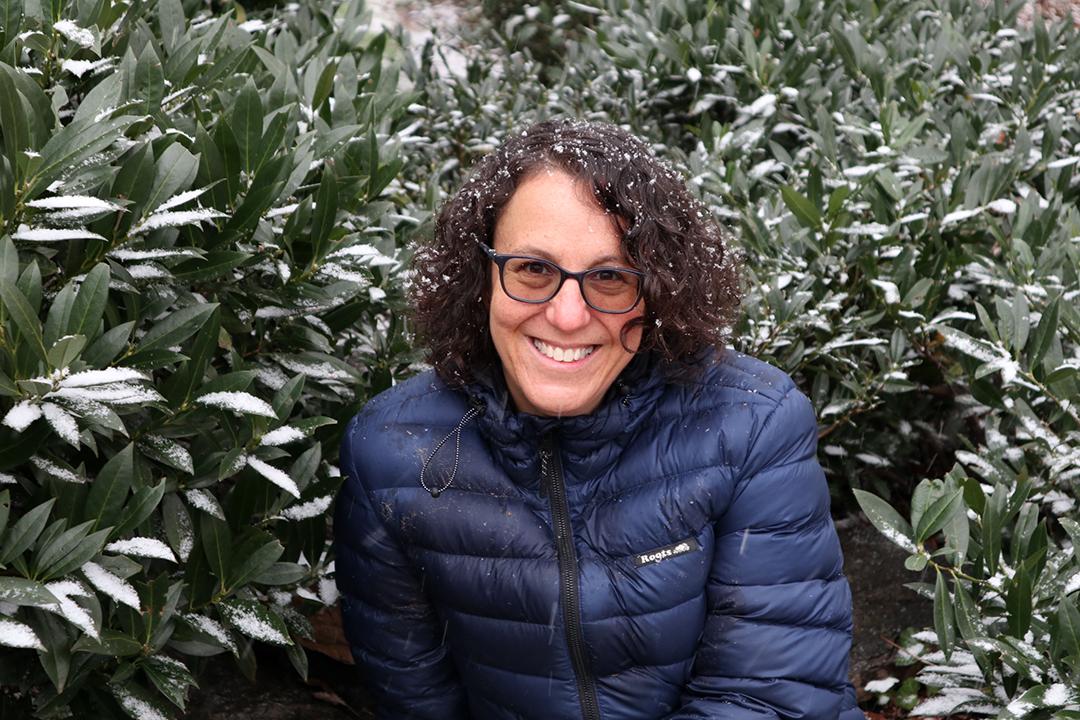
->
[492, 169, 626, 264]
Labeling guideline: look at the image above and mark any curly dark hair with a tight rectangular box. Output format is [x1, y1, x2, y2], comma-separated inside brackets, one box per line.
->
[411, 118, 742, 387]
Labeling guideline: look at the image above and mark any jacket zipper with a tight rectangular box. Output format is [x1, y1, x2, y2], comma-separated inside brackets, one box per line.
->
[540, 432, 602, 720]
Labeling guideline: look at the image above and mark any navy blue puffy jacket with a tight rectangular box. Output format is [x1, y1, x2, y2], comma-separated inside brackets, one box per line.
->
[335, 351, 863, 719]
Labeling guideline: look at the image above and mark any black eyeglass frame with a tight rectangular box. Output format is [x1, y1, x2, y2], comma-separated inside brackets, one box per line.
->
[478, 242, 645, 315]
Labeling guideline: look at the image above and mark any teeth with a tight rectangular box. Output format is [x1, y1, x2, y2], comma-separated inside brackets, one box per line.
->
[533, 339, 595, 363]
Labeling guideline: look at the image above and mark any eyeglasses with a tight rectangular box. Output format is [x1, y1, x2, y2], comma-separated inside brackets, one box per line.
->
[478, 243, 644, 314]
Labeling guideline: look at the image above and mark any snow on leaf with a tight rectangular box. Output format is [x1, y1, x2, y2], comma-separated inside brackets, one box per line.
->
[42, 402, 80, 446]
[281, 495, 332, 521]
[50, 383, 164, 406]
[219, 600, 291, 645]
[11, 228, 107, 242]
[863, 677, 899, 693]
[0, 618, 44, 650]
[61, 368, 147, 388]
[126, 264, 173, 280]
[842, 163, 885, 178]
[60, 58, 112, 78]
[140, 434, 194, 474]
[326, 243, 397, 267]
[195, 391, 277, 418]
[107, 248, 201, 261]
[986, 198, 1016, 215]
[870, 279, 900, 304]
[941, 207, 983, 227]
[934, 325, 1002, 363]
[131, 208, 227, 234]
[30, 456, 85, 483]
[837, 222, 889, 238]
[180, 613, 236, 653]
[246, 457, 300, 498]
[183, 489, 225, 520]
[81, 562, 140, 610]
[105, 537, 176, 562]
[26, 195, 122, 211]
[1047, 156, 1079, 169]
[44, 580, 97, 637]
[112, 686, 169, 720]
[2, 401, 42, 432]
[153, 187, 213, 213]
[260, 426, 305, 446]
[53, 20, 95, 48]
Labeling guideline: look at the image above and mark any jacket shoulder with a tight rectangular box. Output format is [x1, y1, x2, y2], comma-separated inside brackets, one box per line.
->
[340, 371, 468, 493]
[695, 350, 799, 404]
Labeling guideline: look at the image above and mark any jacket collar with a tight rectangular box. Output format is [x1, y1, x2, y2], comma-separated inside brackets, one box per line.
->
[464, 353, 668, 485]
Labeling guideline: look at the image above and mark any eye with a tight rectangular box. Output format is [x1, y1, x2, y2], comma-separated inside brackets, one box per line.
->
[590, 269, 628, 284]
[516, 260, 555, 276]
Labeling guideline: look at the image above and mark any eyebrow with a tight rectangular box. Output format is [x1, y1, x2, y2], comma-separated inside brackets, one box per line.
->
[507, 246, 629, 267]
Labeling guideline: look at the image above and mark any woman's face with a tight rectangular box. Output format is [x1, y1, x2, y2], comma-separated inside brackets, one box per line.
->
[488, 169, 644, 417]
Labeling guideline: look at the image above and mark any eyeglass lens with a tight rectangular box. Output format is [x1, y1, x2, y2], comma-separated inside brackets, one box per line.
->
[502, 257, 641, 313]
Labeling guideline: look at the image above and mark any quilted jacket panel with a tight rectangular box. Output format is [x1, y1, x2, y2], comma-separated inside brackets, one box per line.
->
[335, 351, 864, 719]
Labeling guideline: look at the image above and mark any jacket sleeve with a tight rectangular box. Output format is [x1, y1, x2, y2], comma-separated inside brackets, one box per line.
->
[664, 387, 856, 719]
[334, 414, 469, 720]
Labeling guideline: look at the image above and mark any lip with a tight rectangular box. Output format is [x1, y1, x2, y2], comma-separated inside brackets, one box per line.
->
[528, 337, 599, 367]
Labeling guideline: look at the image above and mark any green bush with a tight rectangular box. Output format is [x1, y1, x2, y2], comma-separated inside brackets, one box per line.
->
[0, 0, 420, 716]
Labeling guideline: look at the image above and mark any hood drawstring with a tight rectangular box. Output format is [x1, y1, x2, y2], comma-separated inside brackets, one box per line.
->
[420, 405, 482, 498]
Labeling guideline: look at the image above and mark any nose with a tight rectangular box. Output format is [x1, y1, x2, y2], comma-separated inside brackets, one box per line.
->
[545, 278, 592, 331]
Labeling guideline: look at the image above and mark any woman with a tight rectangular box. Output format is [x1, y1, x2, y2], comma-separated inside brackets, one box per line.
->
[334, 119, 862, 719]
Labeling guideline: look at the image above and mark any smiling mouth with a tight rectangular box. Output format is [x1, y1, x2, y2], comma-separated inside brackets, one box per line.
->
[531, 338, 598, 363]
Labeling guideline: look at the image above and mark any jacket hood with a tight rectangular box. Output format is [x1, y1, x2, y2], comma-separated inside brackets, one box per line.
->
[463, 352, 668, 485]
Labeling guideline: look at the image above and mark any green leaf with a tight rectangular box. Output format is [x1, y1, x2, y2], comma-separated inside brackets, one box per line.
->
[310, 165, 337, 260]
[1056, 598, 1080, 663]
[156, 0, 185, 54]
[84, 443, 135, 532]
[252, 562, 306, 586]
[129, 43, 165, 118]
[75, 630, 143, 656]
[271, 374, 305, 420]
[34, 519, 95, 575]
[0, 577, 60, 607]
[161, 492, 193, 562]
[112, 479, 166, 539]
[0, 274, 47, 365]
[135, 303, 218, 353]
[26, 115, 139, 198]
[232, 78, 264, 173]
[982, 485, 1006, 577]
[0, 63, 29, 184]
[67, 264, 110, 341]
[199, 513, 231, 584]
[38, 526, 111, 581]
[142, 142, 199, 217]
[853, 489, 916, 552]
[933, 568, 954, 659]
[915, 488, 963, 543]
[0, 489, 8, 535]
[1006, 561, 1032, 637]
[225, 531, 283, 591]
[170, 251, 254, 282]
[0, 498, 54, 564]
[1029, 295, 1059, 366]
[144, 653, 197, 710]
[46, 333, 87, 370]
[82, 321, 134, 367]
